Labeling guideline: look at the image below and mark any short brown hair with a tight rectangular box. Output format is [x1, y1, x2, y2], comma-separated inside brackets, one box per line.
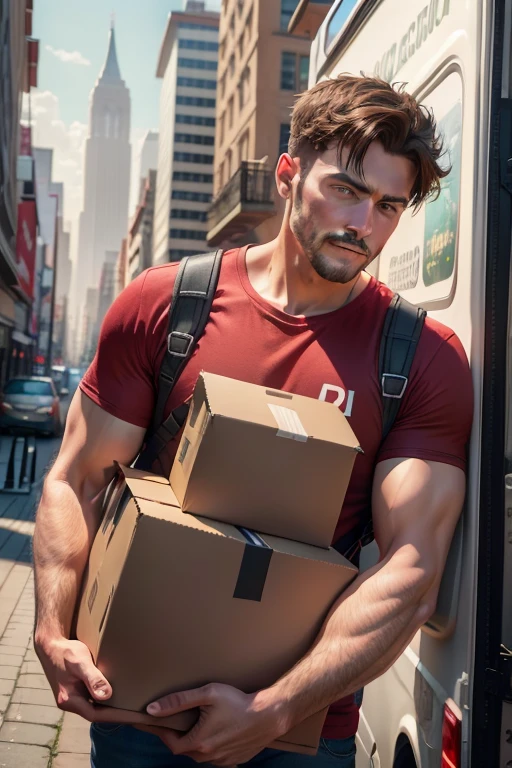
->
[288, 74, 448, 210]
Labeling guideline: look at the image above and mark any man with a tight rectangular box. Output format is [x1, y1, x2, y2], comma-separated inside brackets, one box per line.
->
[33, 75, 473, 768]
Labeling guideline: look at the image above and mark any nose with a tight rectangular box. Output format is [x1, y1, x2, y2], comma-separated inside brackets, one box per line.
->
[344, 198, 373, 241]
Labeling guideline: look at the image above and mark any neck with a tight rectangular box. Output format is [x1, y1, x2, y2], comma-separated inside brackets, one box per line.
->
[245, 216, 369, 317]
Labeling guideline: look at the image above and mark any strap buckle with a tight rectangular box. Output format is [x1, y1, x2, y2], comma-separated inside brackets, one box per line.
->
[381, 373, 408, 399]
[167, 331, 194, 358]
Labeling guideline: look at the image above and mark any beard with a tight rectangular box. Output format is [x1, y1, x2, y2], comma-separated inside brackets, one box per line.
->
[290, 189, 372, 284]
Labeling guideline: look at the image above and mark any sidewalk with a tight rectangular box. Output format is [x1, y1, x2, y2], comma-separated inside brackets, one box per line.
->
[0, 437, 91, 767]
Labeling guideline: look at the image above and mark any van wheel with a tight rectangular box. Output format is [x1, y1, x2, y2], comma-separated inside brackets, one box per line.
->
[393, 739, 417, 768]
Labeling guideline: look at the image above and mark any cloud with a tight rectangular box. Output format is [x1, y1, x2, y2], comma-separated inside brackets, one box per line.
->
[46, 45, 91, 66]
[22, 90, 88, 232]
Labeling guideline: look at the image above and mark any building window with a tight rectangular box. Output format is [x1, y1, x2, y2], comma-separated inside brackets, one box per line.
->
[174, 152, 214, 165]
[220, 112, 225, 144]
[175, 133, 215, 146]
[238, 131, 249, 164]
[173, 171, 214, 183]
[281, 52, 310, 91]
[220, 73, 226, 98]
[172, 190, 212, 202]
[170, 209, 208, 222]
[228, 54, 235, 78]
[175, 114, 216, 127]
[299, 55, 309, 91]
[229, 12, 235, 33]
[177, 76, 217, 90]
[176, 96, 216, 108]
[178, 39, 219, 52]
[279, 123, 291, 154]
[178, 57, 218, 71]
[281, 52, 296, 90]
[170, 229, 207, 241]
[237, 0, 244, 16]
[238, 35, 244, 60]
[226, 148, 233, 180]
[280, 0, 300, 31]
[228, 96, 234, 128]
[238, 66, 250, 110]
[178, 22, 218, 31]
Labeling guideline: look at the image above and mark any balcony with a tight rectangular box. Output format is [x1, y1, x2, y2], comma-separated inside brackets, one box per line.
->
[207, 161, 276, 246]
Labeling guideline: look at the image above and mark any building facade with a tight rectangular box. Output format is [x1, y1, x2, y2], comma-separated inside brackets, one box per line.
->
[153, 0, 219, 265]
[76, 24, 131, 302]
[128, 169, 157, 283]
[207, 0, 311, 248]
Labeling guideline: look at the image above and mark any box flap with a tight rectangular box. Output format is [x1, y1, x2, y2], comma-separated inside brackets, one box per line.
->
[199, 372, 360, 449]
[117, 464, 171, 485]
[261, 534, 358, 573]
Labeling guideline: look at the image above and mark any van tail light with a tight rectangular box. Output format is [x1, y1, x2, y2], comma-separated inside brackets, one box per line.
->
[441, 698, 462, 768]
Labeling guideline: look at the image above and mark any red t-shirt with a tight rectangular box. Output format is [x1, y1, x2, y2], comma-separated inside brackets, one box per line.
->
[81, 246, 473, 739]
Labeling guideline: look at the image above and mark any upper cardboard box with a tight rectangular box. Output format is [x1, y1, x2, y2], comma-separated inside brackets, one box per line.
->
[77, 464, 358, 754]
[170, 372, 362, 548]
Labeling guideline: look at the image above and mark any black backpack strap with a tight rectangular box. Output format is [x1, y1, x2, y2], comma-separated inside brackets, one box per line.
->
[334, 294, 426, 562]
[136, 250, 223, 470]
[379, 294, 426, 441]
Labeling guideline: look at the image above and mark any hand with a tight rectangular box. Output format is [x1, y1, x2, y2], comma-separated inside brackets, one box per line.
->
[141, 683, 289, 766]
[35, 636, 114, 721]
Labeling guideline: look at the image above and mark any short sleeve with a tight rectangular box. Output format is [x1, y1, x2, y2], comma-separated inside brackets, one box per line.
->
[377, 330, 473, 471]
[80, 271, 157, 428]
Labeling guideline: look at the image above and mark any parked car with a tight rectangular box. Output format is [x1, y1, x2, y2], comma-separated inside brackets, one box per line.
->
[0, 377, 62, 437]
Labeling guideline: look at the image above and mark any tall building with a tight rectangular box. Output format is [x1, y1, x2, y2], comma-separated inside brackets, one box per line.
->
[128, 169, 157, 283]
[153, 0, 219, 265]
[207, 0, 311, 248]
[76, 23, 131, 301]
[138, 130, 159, 200]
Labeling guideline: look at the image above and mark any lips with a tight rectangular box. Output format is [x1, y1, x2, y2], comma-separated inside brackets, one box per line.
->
[327, 240, 366, 257]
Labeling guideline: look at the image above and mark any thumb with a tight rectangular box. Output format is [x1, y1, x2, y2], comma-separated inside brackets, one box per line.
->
[77, 656, 112, 702]
[146, 686, 212, 717]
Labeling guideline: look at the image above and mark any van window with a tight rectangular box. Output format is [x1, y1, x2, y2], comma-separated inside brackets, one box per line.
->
[377, 71, 463, 307]
[325, 0, 360, 52]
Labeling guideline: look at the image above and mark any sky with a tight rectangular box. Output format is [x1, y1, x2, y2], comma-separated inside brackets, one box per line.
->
[28, 0, 221, 250]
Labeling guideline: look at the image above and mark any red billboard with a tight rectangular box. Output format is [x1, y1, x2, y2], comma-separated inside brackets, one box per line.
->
[19, 125, 32, 156]
[16, 201, 37, 299]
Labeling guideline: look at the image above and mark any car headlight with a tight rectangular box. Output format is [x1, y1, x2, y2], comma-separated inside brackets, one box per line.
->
[36, 406, 53, 414]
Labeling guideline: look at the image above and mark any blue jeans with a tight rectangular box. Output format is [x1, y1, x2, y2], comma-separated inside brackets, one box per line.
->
[90, 723, 356, 767]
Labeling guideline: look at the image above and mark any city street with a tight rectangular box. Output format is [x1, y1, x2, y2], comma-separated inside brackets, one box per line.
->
[0, 397, 91, 767]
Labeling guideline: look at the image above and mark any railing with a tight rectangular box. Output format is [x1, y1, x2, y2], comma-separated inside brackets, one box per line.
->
[207, 161, 274, 231]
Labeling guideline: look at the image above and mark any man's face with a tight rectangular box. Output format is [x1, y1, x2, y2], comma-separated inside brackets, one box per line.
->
[288, 142, 416, 284]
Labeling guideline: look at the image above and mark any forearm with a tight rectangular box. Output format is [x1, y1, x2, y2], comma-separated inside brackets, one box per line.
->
[267, 547, 435, 727]
[33, 475, 103, 647]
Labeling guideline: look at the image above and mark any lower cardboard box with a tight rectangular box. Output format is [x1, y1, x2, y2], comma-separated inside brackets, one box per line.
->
[77, 465, 358, 754]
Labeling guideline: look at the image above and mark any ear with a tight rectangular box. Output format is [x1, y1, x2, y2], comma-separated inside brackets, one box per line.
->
[275, 154, 300, 200]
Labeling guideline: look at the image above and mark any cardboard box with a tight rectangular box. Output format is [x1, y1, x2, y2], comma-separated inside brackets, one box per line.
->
[77, 465, 358, 754]
[170, 372, 362, 549]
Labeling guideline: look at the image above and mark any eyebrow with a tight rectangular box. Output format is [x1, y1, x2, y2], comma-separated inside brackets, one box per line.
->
[327, 171, 409, 208]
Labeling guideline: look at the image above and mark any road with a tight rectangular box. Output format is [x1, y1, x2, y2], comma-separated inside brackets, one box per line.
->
[0, 392, 92, 767]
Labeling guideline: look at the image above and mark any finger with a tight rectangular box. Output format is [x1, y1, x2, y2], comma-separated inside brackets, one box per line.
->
[74, 657, 112, 702]
[146, 685, 214, 717]
[57, 690, 109, 722]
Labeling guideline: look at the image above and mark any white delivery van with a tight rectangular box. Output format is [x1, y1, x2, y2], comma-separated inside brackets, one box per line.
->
[306, 1, 512, 766]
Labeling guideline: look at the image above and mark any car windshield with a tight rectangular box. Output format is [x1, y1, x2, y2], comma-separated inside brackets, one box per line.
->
[4, 380, 53, 396]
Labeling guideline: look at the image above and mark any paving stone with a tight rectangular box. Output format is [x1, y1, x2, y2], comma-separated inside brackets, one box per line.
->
[8, 617, 33, 626]
[0, 721, 56, 748]
[0, 637, 29, 649]
[0, 646, 26, 657]
[5, 703, 61, 727]
[0, 655, 23, 668]
[58, 712, 91, 754]
[0, 741, 49, 766]
[16, 675, 50, 690]
[0, 681, 14, 697]
[0, 696, 10, 714]
[11, 688, 55, 707]
[53, 754, 90, 767]
[0, 668, 18, 682]
[22, 651, 38, 663]
[20, 661, 42, 675]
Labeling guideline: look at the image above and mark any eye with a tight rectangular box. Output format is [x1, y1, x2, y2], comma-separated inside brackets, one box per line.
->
[333, 185, 354, 196]
[379, 202, 398, 214]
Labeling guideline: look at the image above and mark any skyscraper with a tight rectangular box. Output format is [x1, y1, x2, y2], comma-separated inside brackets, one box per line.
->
[153, 1, 219, 265]
[76, 23, 131, 304]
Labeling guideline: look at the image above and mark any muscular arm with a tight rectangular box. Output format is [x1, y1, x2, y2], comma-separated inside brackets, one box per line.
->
[266, 457, 465, 726]
[33, 389, 145, 712]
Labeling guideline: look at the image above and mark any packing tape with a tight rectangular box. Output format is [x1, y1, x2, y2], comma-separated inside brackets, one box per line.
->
[233, 528, 273, 602]
[267, 403, 308, 442]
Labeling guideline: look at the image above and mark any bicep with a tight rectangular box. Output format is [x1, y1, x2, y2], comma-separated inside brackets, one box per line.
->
[49, 389, 146, 502]
[372, 458, 466, 579]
